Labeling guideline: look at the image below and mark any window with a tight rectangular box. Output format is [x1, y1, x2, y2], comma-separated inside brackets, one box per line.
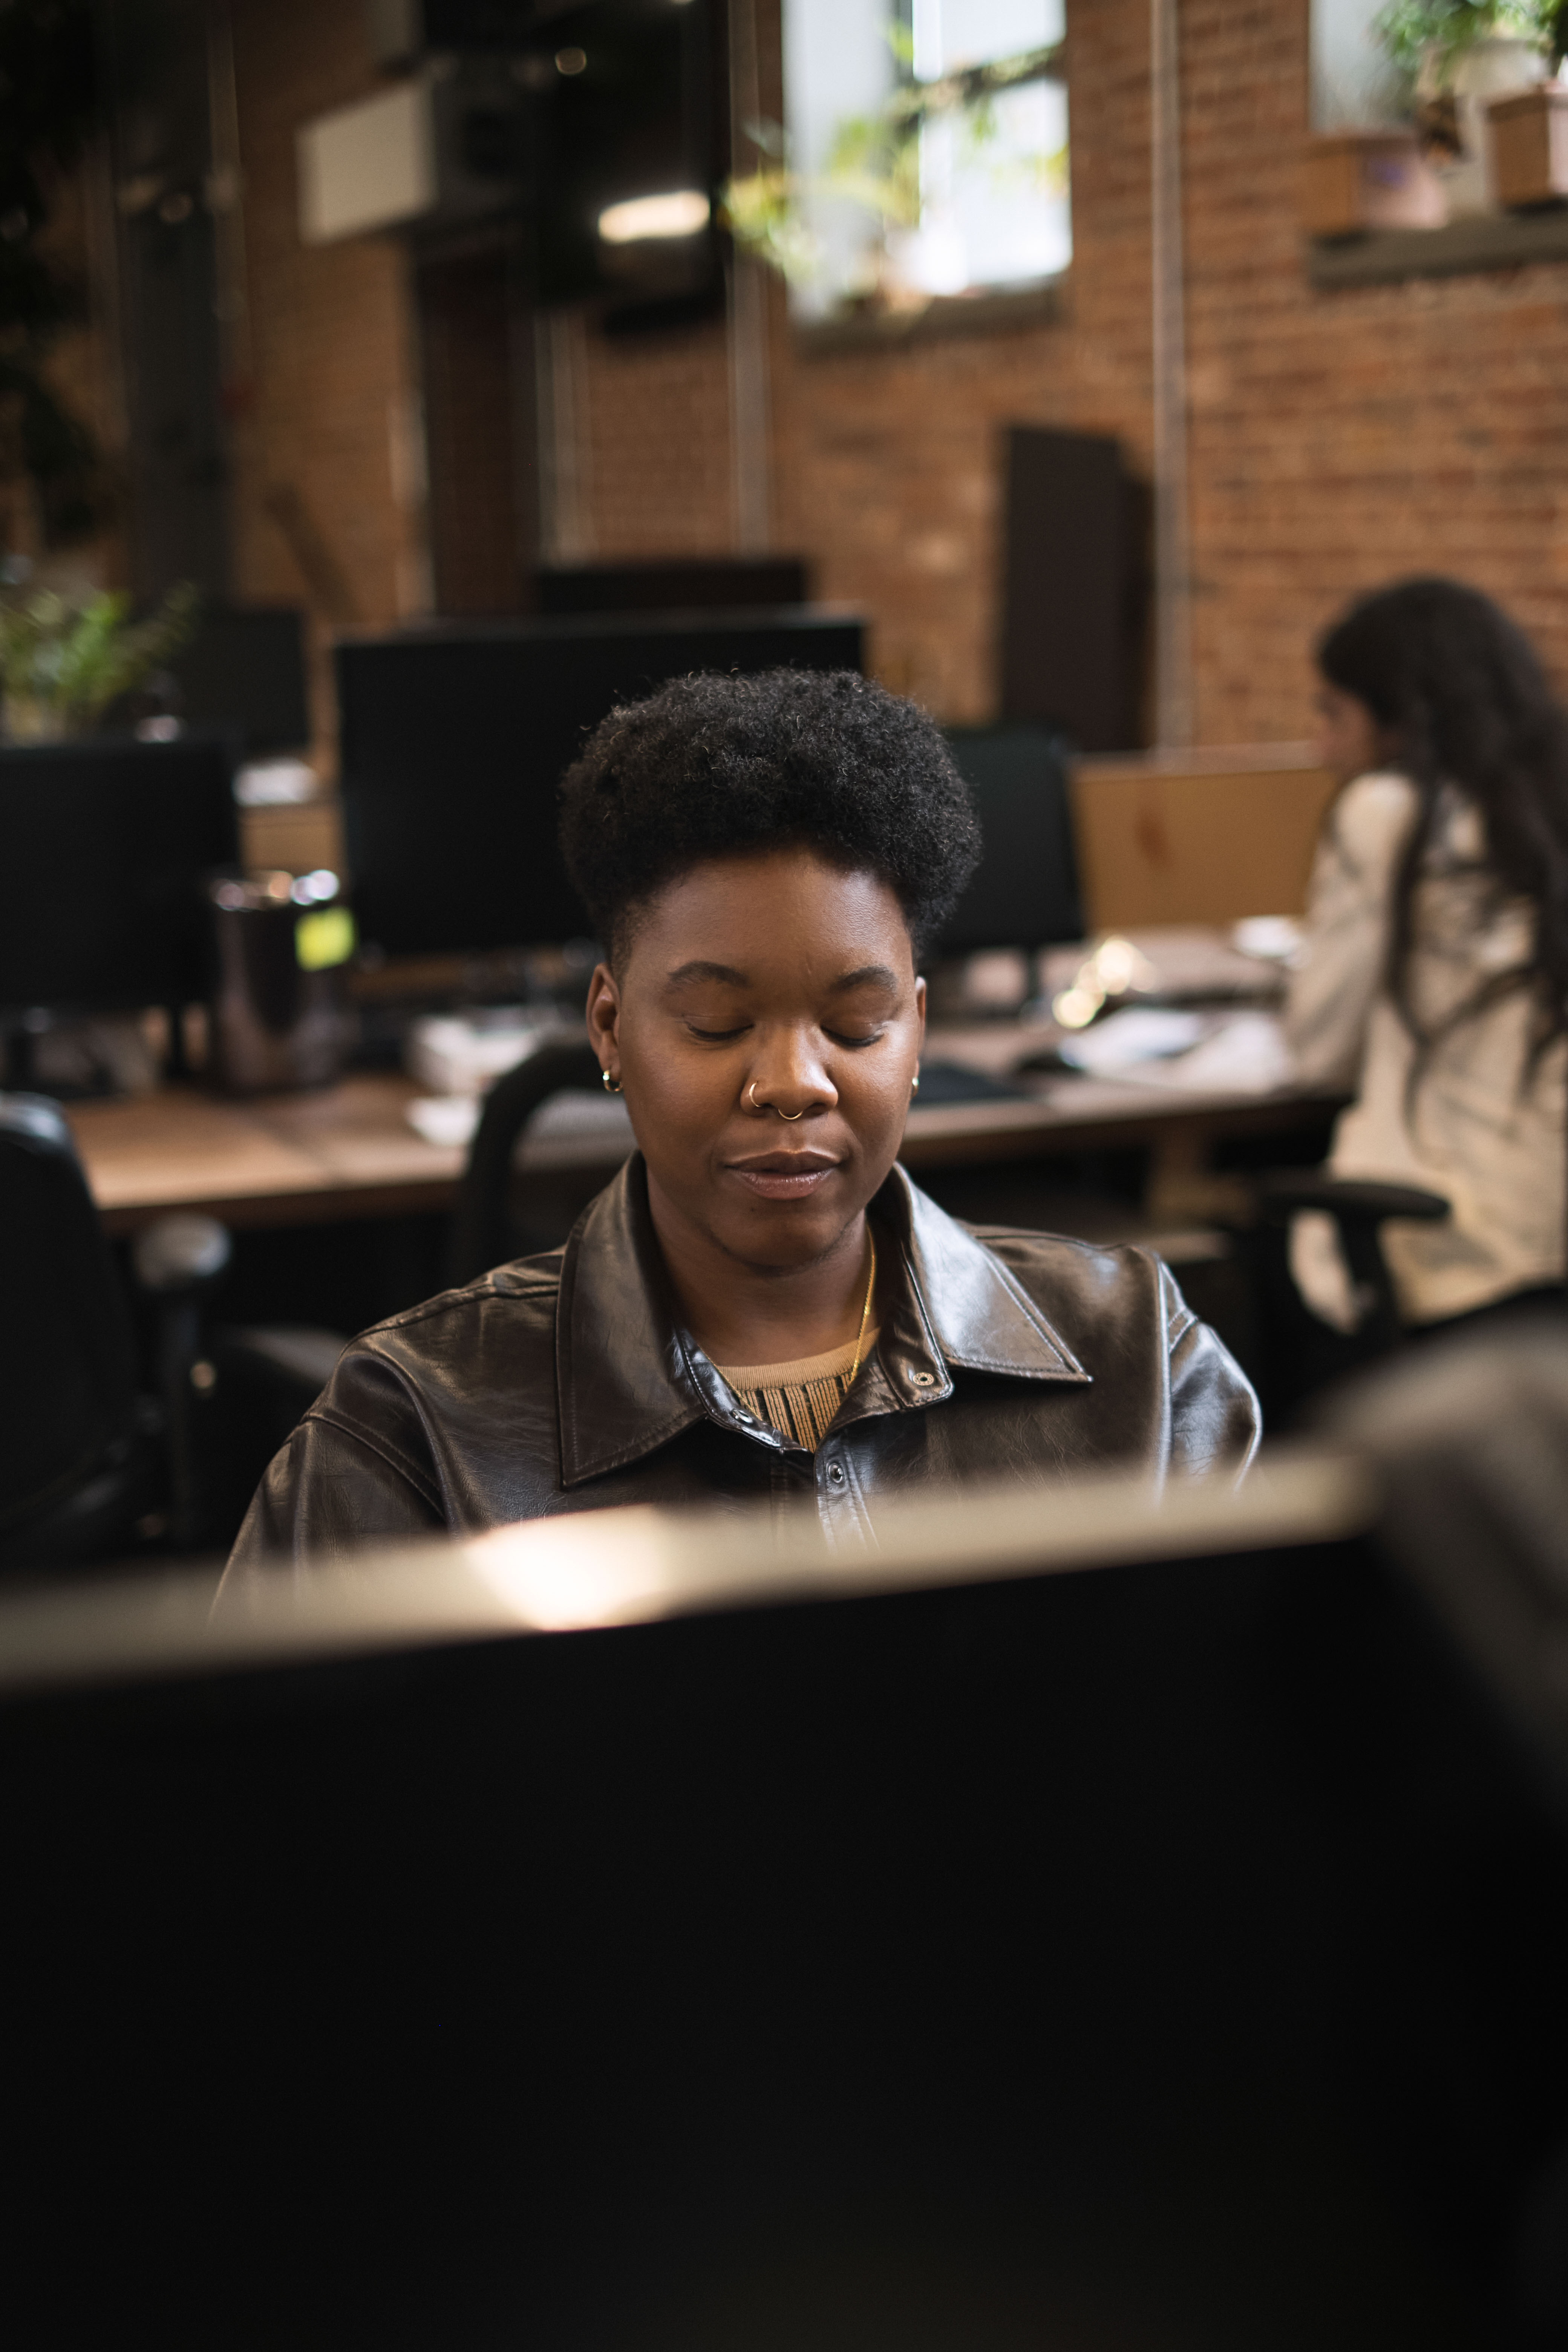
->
[779, 0, 1068, 320]
[1310, 0, 1406, 130]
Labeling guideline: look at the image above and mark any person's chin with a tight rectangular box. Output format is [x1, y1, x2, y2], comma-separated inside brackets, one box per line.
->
[716, 1188, 849, 1263]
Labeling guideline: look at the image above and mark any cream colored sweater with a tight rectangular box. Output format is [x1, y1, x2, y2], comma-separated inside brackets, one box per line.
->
[1285, 770, 1566, 1327]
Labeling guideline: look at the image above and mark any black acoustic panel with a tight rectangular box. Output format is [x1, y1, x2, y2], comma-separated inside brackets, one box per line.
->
[938, 724, 1083, 953]
[537, 558, 809, 615]
[1001, 426, 1148, 755]
[0, 738, 238, 1017]
[532, 0, 725, 325]
[336, 611, 864, 957]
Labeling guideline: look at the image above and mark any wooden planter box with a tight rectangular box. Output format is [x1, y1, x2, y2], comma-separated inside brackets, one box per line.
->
[1489, 84, 1568, 208]
[1301, 132, 1447, 239]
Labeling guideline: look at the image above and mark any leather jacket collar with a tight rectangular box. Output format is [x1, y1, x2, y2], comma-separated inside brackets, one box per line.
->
[556, 1156, 1089, 1488]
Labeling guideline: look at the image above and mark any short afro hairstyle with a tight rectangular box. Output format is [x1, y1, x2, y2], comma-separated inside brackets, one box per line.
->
[558, 667, 981, 964]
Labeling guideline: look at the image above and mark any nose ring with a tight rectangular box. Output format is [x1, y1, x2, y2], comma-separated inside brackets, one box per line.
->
[747, 1080, 804, 1121]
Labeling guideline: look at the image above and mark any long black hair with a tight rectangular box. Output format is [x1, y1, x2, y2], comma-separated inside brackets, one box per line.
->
[1318, 576, 1568, 1070]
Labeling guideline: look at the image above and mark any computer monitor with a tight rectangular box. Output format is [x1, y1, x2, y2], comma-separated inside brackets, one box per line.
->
[336, 609, 865, 959]
[936, 723, 1084, 956]
[166, 604, 310, 753]
[0, 736, 238, 1019]
[3, 1461, 1565, 2344]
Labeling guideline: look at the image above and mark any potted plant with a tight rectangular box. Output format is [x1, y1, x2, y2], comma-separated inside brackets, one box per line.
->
[1376, 0, 1560, 214]
[1487, 3, 1568, 204]
[0, 582, 200, 744]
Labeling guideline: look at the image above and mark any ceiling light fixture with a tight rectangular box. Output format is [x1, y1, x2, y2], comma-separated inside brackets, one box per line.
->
[597, 189, 710, 243]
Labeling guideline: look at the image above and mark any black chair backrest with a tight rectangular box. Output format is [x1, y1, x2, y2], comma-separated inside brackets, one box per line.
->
[0, 1095, 140, 1532]
[447, 1039, 606, 1287]
[1256, 1171, 1450, 1356]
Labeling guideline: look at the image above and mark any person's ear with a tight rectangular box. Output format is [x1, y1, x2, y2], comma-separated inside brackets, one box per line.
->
[585, 961, 622, 1083]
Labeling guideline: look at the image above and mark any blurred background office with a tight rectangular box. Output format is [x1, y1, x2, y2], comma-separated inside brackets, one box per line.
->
[6, 0, 1568, 1565]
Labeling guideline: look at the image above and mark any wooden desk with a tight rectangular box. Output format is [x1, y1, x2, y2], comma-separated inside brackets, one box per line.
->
[69, 1066, 1341, 1237]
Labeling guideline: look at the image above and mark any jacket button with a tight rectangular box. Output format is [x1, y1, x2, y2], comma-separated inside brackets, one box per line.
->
[826, 1461, 845, 1485]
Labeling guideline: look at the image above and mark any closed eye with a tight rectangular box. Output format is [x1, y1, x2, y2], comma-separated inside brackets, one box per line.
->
[825, 1028, 885, 1048]
[686, 1022, 752, 1042]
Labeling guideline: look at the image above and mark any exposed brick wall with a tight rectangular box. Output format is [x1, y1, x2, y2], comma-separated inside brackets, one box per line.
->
[58, 0, 1562, 756]
[571, 0, 1568, 740]
[227, 0, 424, 767]
[576, 314, 735, 558]
[420, 247, 532, 616]
[764, 0, 1158, 721]
[1182, 0, 1568, 739]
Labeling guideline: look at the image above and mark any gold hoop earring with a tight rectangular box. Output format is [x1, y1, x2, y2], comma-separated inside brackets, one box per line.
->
[911, 1072, 920, 1095]
[602, 1069, 623, 1095]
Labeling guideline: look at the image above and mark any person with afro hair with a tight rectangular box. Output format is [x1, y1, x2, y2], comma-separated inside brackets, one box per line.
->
[227, 668, 1256, 1571]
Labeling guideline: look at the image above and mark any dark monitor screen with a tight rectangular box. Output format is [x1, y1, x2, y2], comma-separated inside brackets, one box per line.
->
[337, 609, 865, 958]
[2, 1494, 1565, 2342]
[0, 737, 238, 1017]
[936, 723, 1084, 955]
[167, 604, 310, 753]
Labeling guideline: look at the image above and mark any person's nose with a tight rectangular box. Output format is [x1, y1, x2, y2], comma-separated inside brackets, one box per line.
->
[743, 1026, 838, 1120]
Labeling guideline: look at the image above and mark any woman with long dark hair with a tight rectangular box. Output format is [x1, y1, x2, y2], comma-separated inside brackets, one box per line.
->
[1287, 576, 1568, 1330]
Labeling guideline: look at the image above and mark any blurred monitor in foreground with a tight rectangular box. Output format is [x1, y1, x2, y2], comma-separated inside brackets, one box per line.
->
[5, 1394, 1568, 2346]
[336, 609, 864, 959]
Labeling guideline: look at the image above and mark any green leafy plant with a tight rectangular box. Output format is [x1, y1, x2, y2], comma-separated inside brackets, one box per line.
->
[0, 582, 201, 740]
[1374, 0, 1564, 81]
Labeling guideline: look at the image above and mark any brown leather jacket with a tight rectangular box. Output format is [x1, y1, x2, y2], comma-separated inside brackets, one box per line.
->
[227, 1158, 1260, 1573]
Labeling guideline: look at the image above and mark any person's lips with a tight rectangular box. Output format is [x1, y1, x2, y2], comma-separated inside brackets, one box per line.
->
[724, 1148, 843, 1200]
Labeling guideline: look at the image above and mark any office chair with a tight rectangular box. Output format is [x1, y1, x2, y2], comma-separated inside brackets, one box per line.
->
[0, 1094, 163, 1570]
[1240, 1168, 1451, 1423]
[447, 1037, 605, 1286]
[0, 1093, 343, 1573]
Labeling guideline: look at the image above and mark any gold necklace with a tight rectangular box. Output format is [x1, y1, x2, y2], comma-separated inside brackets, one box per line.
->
[848, 1232, 877, 1386]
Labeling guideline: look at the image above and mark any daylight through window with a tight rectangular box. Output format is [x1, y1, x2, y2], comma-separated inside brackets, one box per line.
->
[779, 0, 1068, 319]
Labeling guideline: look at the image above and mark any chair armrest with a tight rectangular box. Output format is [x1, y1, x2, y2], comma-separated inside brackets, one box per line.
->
[1254, 1173, 1450, 1226]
